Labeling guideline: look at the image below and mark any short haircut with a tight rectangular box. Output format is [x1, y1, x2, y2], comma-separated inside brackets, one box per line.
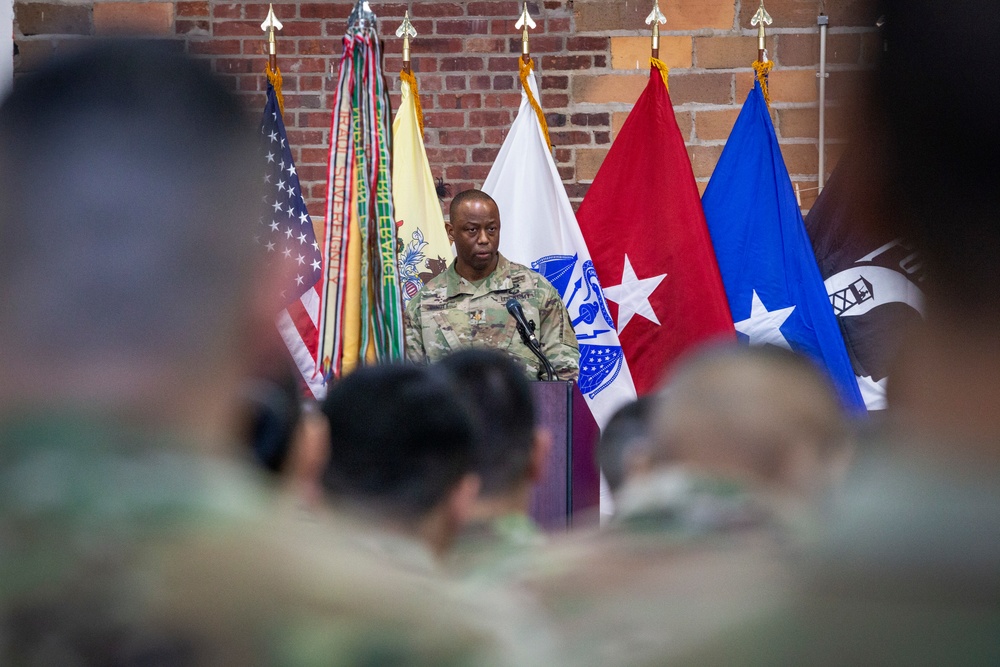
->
[655, 344, 847, 485]
[597, 396, 656, 493]
[321, 364, 478, 520]
[449, 189, 497, 222]
[0, 41, 260, 377]
[438, 349, 536, 498]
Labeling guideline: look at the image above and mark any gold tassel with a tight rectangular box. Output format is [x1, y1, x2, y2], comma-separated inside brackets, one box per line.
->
[266, 62, 285, 116]
[399, 69, 425, 137]
[650, 56, 669, 90]
[519, 57, 552, 150]
[752, 59, 774, 107]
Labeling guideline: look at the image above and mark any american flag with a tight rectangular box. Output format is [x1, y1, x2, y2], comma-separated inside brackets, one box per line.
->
[257, 84, 326, 399]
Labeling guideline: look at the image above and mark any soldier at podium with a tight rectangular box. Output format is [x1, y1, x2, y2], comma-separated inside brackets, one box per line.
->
[404, 189, 580, 381]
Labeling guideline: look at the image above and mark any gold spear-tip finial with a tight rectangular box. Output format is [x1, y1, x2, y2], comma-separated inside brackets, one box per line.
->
[645, 0, 667, 58]
[260, 3, 283, 39]
[261, 3, 283, 71]
[515, 2, 536, 63]
[396, 11, 418, 73]
[261, 4, 283, 56]
[395, 11, 417, 40]
[751, 0, 773, 59]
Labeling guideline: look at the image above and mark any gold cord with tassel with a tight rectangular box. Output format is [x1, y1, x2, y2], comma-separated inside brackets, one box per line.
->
[266, 62, 285, 115]
[519, 57, 552, 149]
[399, 69, 425, 136]
[752, 59, 774, 106]
[650, 56, 669, 90]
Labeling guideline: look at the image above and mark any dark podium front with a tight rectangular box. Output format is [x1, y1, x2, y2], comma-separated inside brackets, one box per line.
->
[528, 381, 601, 531]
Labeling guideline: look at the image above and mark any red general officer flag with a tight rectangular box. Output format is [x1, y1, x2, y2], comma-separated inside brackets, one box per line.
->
[576, 63, 735, 394]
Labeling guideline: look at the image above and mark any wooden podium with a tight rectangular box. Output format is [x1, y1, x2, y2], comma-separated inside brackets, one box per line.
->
[528, 381, 601, 531]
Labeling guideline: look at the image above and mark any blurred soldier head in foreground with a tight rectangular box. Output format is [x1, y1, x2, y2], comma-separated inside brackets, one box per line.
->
[599, 344, 851, 533]
[440, 349, 550, 517]
[0, 41, 269, 432]
[438, 349, 551, 575]
[596, 395, 656, 498]
[520, 345, 851, 667]
[869, 1, 1000, 458]
[677, 3, 1000, 662]
[0, 42, 520, 666]
[321, 364, 481, 558]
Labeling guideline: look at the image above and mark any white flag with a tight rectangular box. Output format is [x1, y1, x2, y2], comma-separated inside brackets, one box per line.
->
[483, 67, 637, 429]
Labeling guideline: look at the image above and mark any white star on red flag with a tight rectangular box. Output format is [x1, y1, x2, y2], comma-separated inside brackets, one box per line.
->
[602, 254, 667, 334]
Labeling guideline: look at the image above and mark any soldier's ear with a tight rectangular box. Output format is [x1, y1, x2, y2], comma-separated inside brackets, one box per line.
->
[446, 472, 480, 529]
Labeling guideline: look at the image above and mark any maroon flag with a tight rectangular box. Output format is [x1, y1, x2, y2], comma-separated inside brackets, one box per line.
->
[576, 66, 735, 394]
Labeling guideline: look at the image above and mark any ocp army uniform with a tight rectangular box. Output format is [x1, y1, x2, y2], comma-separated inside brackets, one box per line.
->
[514, 470, 801, 667]
[0, 414, 543, 666]
[404, 253, 580, 381]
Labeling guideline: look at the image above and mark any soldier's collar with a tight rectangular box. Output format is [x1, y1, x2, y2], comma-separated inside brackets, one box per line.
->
[446, 254, 512, 298]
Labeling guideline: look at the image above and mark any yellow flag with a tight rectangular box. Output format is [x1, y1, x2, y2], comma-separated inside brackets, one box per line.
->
[340, 175, 363, 374]
[392, 72, 453, 303]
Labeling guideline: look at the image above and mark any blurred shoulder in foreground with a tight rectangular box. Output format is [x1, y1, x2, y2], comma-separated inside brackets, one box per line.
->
[520, 344, 852, 666]
[0, 41, 530, 666]
[681, 1, 1000, 661]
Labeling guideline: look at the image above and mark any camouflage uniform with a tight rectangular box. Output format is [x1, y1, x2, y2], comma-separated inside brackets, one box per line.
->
[448, 513, 547, 584]
[514, 470, 804, 667]
[404, 254, 580, 381]
[668, 452, 1000, 666]
[0, 413, 548, 666]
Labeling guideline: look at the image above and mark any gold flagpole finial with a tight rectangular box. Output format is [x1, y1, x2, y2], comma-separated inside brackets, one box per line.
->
[514, 2, 536, 64]
[645, 1, 667, 59]
[751, 0, 773, 62]
[260, 4, 284, 71]
[396, 11, 418, 74]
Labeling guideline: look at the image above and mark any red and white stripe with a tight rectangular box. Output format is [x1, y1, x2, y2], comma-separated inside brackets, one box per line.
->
[277, 281, 325, 399]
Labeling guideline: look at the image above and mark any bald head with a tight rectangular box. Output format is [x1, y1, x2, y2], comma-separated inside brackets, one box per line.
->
[449, 189, 497, 221]
[652, 346, 849, 496]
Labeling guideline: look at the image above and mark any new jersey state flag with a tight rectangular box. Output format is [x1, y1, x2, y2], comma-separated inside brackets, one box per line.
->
[576, 63, 735, 395]
[483, 61, 636, 428]
[392, 70, 453, 303]
[702, 80, 866, 413]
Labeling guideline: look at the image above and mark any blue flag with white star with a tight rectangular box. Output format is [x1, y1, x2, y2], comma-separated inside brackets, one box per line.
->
[701, 80, 865, 412]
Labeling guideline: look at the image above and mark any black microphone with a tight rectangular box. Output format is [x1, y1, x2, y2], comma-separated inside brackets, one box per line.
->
[506, 297, 556, 381]
[506, 297, 539, 346]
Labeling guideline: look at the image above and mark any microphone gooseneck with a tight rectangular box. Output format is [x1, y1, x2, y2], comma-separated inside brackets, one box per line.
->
[505, 296, 556, 381]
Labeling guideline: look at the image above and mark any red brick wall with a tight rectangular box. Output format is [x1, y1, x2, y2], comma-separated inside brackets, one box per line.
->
[13, 0, 879, 215]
